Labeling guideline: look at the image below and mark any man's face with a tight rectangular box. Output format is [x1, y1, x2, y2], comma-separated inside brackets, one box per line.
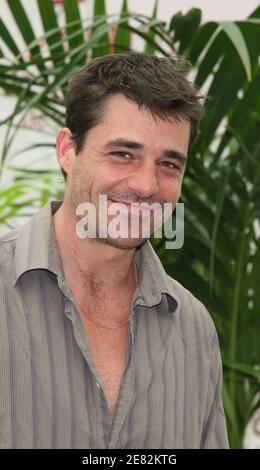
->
[62, 93, 190, 249]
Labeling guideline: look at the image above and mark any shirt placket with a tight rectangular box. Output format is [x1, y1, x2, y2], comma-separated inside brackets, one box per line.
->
[107, 308, 137, 448]
[59, 276, 143, 447]
[59, 277, 108, 447]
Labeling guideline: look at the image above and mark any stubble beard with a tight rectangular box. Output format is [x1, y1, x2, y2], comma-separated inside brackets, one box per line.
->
[72, 192, 150, 250]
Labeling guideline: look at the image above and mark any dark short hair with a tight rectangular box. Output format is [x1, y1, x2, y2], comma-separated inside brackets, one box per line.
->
[63, 51, 204, 180]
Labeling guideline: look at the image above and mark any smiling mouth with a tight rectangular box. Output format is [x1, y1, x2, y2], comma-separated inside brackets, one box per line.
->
[108, 198, 152, 210]
[109, 198, 133, 205]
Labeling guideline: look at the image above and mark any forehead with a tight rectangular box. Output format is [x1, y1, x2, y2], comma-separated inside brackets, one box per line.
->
[91, 93, 190, 156]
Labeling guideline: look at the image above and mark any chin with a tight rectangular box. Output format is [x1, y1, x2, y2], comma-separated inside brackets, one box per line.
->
[96, 235, 148, 250]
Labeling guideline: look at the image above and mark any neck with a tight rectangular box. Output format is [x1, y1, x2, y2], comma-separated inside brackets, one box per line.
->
[53, 202, 137, 298]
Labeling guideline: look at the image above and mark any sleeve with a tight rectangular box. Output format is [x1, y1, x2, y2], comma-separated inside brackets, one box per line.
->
[200, 328, 230, 449]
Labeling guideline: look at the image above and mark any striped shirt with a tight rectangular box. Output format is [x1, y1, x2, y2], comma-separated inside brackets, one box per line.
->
[0, 200, 229, 449]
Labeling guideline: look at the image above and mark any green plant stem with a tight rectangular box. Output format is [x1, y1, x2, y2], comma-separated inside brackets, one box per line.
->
[228, 224, 248, 446]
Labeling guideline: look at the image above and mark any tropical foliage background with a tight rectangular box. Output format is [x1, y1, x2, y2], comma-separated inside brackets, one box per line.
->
[0, 0, 259, 448]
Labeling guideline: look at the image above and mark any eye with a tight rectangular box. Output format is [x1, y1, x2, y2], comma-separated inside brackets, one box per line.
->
[159, 161, 180, 171]
[111, 151, 132, 160]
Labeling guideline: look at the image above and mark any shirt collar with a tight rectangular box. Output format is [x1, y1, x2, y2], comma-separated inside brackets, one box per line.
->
[14, 200, 179, 316]
[13, 200, 64, 285]
[133, 240, 180, 315]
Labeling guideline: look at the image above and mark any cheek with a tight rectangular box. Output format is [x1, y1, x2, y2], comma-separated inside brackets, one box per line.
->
[68, 163, 92, 200]
[160, 176, 183, 202]
[100, 163, 130, 182]
[91, 166, 126, 196]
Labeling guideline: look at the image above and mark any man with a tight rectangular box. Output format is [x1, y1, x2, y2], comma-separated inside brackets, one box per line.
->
[0, 52, 229, 448]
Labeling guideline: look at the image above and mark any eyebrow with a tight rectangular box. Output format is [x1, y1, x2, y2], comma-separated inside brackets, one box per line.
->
[104, 138, 187, 165]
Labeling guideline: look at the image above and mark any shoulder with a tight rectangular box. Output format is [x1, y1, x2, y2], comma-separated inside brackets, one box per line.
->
[166, 274, 218, 351]
[0, 228, 19, 252]
[0, 228, 19, 243]
[0, 229, 19, 280]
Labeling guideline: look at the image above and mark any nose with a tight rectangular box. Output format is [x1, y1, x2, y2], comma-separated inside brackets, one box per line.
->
[126, 162, 160, 199]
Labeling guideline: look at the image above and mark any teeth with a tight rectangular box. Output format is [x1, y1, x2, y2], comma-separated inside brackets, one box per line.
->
[109, 199, 152, 211]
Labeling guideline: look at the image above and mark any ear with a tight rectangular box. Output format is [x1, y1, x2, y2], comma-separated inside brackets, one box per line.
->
[56, 127, 76, 178]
